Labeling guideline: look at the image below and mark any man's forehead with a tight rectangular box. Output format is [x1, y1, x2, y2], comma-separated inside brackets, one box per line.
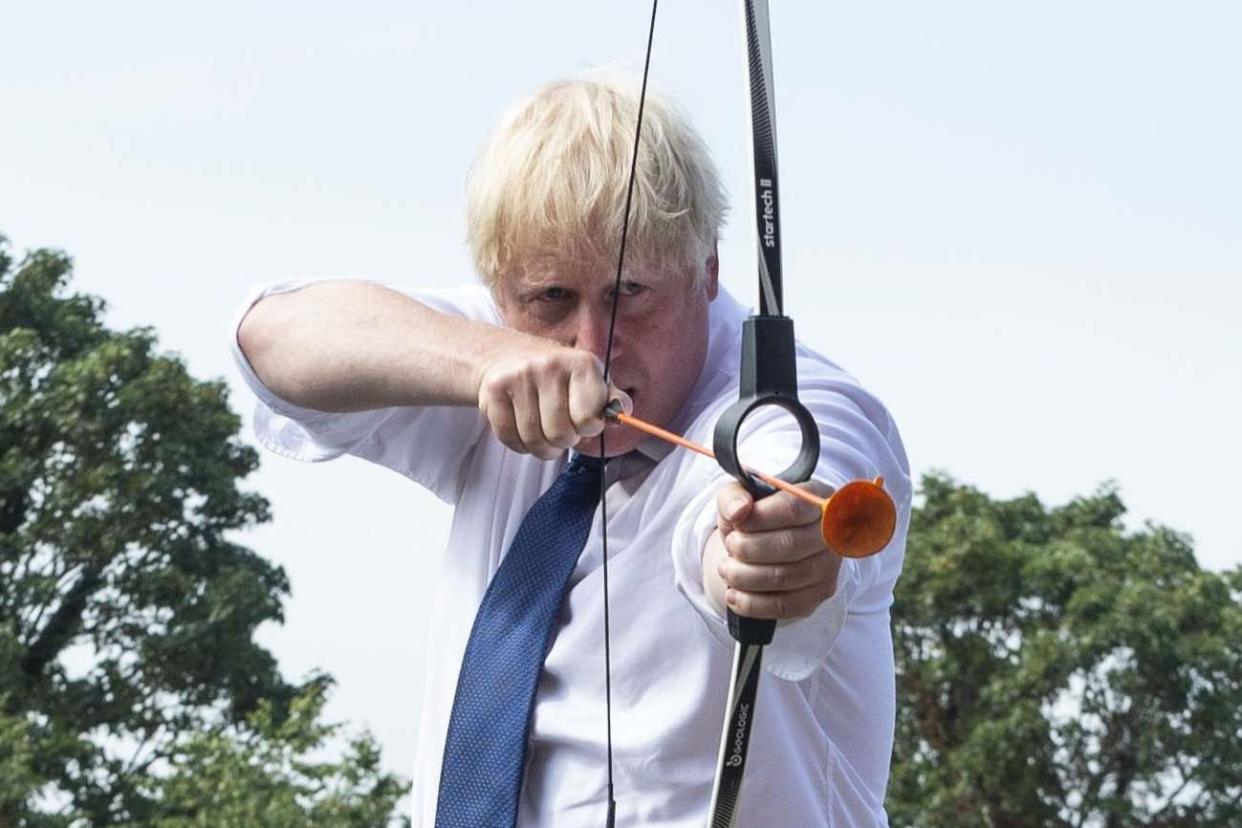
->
[513, 260, 607, 282]
[508, 256, 685, 286]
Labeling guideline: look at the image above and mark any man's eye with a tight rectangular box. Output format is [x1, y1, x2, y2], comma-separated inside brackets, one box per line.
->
[539, 287, 570, 302]
[616, 280, 645, 297]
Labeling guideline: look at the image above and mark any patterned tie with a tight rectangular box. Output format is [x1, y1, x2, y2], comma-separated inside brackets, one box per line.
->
[436, 452, 606, 828]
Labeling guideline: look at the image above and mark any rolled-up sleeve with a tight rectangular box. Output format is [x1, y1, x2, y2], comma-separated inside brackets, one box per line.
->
[228, 280, 496, 503]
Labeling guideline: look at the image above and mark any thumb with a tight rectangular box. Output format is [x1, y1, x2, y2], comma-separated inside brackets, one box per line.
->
[716, 481, 754, 536]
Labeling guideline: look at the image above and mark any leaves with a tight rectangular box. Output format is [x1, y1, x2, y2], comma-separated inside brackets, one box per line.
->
[890, 472, 1242, 827]
[1, 237, 407, 826]
[138, 680, 409, 828]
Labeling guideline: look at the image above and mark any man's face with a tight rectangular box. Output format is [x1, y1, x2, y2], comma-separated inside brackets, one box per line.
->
[494, 248, 720, 457]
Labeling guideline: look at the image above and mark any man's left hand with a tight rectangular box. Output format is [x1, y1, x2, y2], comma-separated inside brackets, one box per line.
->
[703, 479, 842, 621]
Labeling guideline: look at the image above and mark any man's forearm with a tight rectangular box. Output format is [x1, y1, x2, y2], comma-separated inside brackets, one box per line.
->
[237, 280, 521, 413]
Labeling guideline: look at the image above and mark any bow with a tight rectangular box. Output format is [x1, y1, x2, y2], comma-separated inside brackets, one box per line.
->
[704, 3, 823, 825]
[597, 2, 881, 825]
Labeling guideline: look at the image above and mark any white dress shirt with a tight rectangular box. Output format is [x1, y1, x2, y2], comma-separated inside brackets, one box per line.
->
[230, 280, 912, 827]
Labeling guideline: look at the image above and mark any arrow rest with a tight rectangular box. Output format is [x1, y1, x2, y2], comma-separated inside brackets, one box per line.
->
[712, 316, 820, 646]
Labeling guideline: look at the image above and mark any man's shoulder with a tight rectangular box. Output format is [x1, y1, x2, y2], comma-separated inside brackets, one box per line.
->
[693, 288, 906, 470]
[700, 287, 890, 417]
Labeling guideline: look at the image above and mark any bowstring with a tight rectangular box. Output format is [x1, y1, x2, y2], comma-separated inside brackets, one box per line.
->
[599, 1, 659, 824]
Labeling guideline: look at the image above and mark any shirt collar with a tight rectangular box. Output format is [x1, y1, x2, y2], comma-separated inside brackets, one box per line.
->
[634, 433, 674, 464]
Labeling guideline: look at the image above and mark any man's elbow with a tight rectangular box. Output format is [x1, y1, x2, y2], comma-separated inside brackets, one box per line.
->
[236, 297, 284, 383]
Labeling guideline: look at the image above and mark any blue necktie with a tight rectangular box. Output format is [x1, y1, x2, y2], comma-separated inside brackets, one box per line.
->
[436, 452, 606, 828]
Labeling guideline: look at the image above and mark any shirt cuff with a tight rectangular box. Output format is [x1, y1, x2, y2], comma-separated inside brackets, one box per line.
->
[670, 474, 859, 682]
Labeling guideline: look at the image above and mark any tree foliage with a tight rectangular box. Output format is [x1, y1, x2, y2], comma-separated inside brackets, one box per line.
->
[0, 237, 407, 826]
[136, 679, 408, 828]
[890, 472, 1242, 827]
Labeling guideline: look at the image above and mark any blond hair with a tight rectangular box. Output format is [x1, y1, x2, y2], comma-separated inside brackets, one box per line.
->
[467, 75, 727, 288]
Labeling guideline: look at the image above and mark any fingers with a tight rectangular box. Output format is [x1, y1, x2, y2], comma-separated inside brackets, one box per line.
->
[565, 364, 603, 439]
[536, 359, 586, 450]
[717, 526, 841, 620]
[723, 521, 826, 565]
[714, 479, 841, 621]
[716, 480, 825, 545]
[478, 347, 612, 458]
[723, 578, 838, 621]
[514, 371, 558, 459]
[478, 381, 522, 455]
[729, 479, 829, 533]
[716, 482, 754, 535]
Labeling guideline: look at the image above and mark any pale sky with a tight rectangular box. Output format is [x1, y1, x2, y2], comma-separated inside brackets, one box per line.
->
[3, 0, 1239, 794]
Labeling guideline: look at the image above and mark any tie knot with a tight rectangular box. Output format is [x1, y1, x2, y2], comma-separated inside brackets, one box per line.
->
[565, 452, 606, 476]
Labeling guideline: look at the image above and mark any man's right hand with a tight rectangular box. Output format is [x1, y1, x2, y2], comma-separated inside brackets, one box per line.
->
[475, 345, 630, 460]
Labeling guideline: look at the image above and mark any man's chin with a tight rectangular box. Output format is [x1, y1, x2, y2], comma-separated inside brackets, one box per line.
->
[574, 420, 641, 459]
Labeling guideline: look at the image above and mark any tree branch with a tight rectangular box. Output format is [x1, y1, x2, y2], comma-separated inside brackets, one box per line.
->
[20, 562, 105, 682]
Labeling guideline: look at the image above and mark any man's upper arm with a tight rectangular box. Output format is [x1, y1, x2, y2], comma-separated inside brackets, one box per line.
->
[228, 280, 495, 502]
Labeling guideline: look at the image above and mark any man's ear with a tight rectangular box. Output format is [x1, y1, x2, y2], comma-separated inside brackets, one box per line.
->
[705, 241, 720, 301]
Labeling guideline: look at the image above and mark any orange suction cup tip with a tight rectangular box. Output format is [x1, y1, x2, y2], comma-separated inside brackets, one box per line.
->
[820, 476, 897, 558]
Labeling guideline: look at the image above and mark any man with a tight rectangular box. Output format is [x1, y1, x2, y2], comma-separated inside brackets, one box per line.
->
[231, 77, 911, 826]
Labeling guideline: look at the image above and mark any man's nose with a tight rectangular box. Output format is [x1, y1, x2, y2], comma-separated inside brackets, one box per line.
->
[572, 304, 617, 361]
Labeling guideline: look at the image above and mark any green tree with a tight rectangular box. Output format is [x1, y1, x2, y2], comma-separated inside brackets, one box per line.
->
[0, 237, 407, 826]
[137, 679, 408, 828]
[889, 473, 1242, 827]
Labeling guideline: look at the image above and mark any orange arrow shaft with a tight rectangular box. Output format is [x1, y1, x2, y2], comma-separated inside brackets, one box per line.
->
[609, 410, 825, 509]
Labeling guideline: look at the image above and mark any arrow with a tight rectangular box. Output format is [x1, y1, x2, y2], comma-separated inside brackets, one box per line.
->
[604, 402, 897, 559]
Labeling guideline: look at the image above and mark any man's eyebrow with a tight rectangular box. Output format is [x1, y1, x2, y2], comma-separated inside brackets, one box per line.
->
[519, 278, 567, 293]
[515, 269, 566, 285]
